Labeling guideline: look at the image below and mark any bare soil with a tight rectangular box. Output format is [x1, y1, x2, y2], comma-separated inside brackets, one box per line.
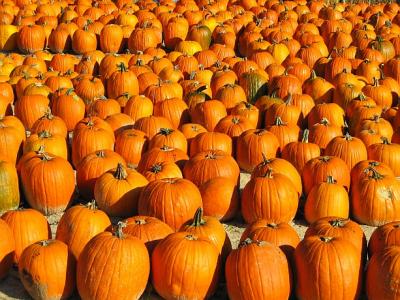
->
[0, 172, 376, 299]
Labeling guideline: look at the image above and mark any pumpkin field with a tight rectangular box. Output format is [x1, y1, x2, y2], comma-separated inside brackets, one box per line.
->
[1, 0, 400, 298]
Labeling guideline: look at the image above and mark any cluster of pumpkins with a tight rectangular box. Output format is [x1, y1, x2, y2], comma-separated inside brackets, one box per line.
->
[1, 0, 400, 298]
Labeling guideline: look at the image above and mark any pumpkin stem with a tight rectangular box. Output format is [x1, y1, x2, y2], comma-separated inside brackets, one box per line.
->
[96, 150, 105, 158]
[320, 117, 330, 126]
[39, 240, 50, 246]
[263, 168, 274, 178]
[321, 156, 331, 162]
[261, 153, 271, 164]
[274, 116, 285, 126]
[160, 144, 172, 151]
[114, 163, 127, 180]
[185, 234, 197, 241]
[344, 132, 353, 141]
[191, 207, 205, 227]
[326, 175, 336, 184]
[86, 199, 97, 210]
[366, 166, 384, 180]
[266, 223, 277, 228]
[205, 152, 216, 160]
[115, 221, 127, 239]
[310, 70, 317, 80]
[381, 136, 390, 144]
[117, 62, 128, 72]
[150, 163, 162, 173]
[43, 107, 54, 119]
[320, 236, 333, 243]
[159, 128, 173, 135]
[329, 218, 347, 227]
[301, 129, 309, 143]
[135, 218, 146, 225]
[373, 77, 379, 87]
[38, 130, 52, 138]
[232, 116, 240, 124]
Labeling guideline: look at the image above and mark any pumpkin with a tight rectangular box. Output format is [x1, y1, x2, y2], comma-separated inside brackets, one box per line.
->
[0, 219, 14, 280]
[1, 208, 51, 264]
[151, 232, 220, 299]
[94, 163, 148, 216]
[19, 148, 75, 216]
[183, 150, 240, 186]
[14, 94, 49, 130]
[72, 117, 115, 168]
[352, 167, 400, 226]
[191, 99, 228, 132]
[0, 160, 19, 214]
[51, 88, 86, 132]
[240, 220, 300, 264]
[199, 176, 239, 222]
[77, 222, 150, 300]
[266, 117, 300, 150]
[368, 137, 400, 176]
[226, 238, 292, 300]
[115, 129, 148, 168]
[122, 216, 173, 254]
[23, 131, 68, 160]
[325, 133, 368, 170]
[351, 160, 394, 185]
[124, 95, 153, 123]
[281, 129, 321, 173]
[242, 169, 299, 224]
[18, 240, 76, 300]
[305, 217, 367, 263]
[366, 246, 400, 300]
[295, 235, 362, 300]
[107, 62, 139, 99]
[154, 97, 190, 129]
[138, 178, 203, 231]
[56, 200, 111, 261]
[17, 25, 46, 54]
[76, 150, 125, 201]
[304, 175, 350, 224]
[369, 221, 400, 258]
[31, 109, 68, 138]
[148, 128, 188, 153]
[251, 156, 303, 196]
[302, 156, 351, 195]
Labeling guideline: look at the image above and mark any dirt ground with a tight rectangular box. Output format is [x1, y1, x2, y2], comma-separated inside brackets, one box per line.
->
[0, 172, 376, 300]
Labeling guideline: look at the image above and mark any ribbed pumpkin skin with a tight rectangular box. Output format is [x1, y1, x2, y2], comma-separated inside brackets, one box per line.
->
[368, 221, 400, 258]
[241, 171, 299, 224]
[18, 240, 76, 300]
[0, 160, 19, 214]
[0, 219, 14, 280]
[226, 240, 292, 300]
[76, 150, 126, 201]
[366, 246, 400, 300]
[94, 164, 149, 216]
[295, 236, 362, 300]
[183, 150, 240, 187]
[20, 152, 75, 216]
[240, 220, 300, 263]
[138, 178, 203, 231]
[123, 216, 173, 254]
[56, 203, 111, 261]
[305, 217, 367, 264]
[77, 230, 150, 300]
[152, 232, 220, 299]
[1, 209, 51, 264]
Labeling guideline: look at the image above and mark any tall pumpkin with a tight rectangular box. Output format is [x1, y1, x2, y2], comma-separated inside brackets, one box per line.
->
[369, 221, 400, 257]
[106, 62, 139, 99]
[351, 167, 400, 226]
[18, 240, 76, 300]
[77, 222, 150, 300]
[94, 163, 149, 216]
[304, 176, 350, 224]
[152, 232, 220, 299]
[226, 238, 292, 300]
[295, 235, 362, 300]
[19, 149, 75, 216]
[242, 169, 299, 224]
[55, 201, 111, 261]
